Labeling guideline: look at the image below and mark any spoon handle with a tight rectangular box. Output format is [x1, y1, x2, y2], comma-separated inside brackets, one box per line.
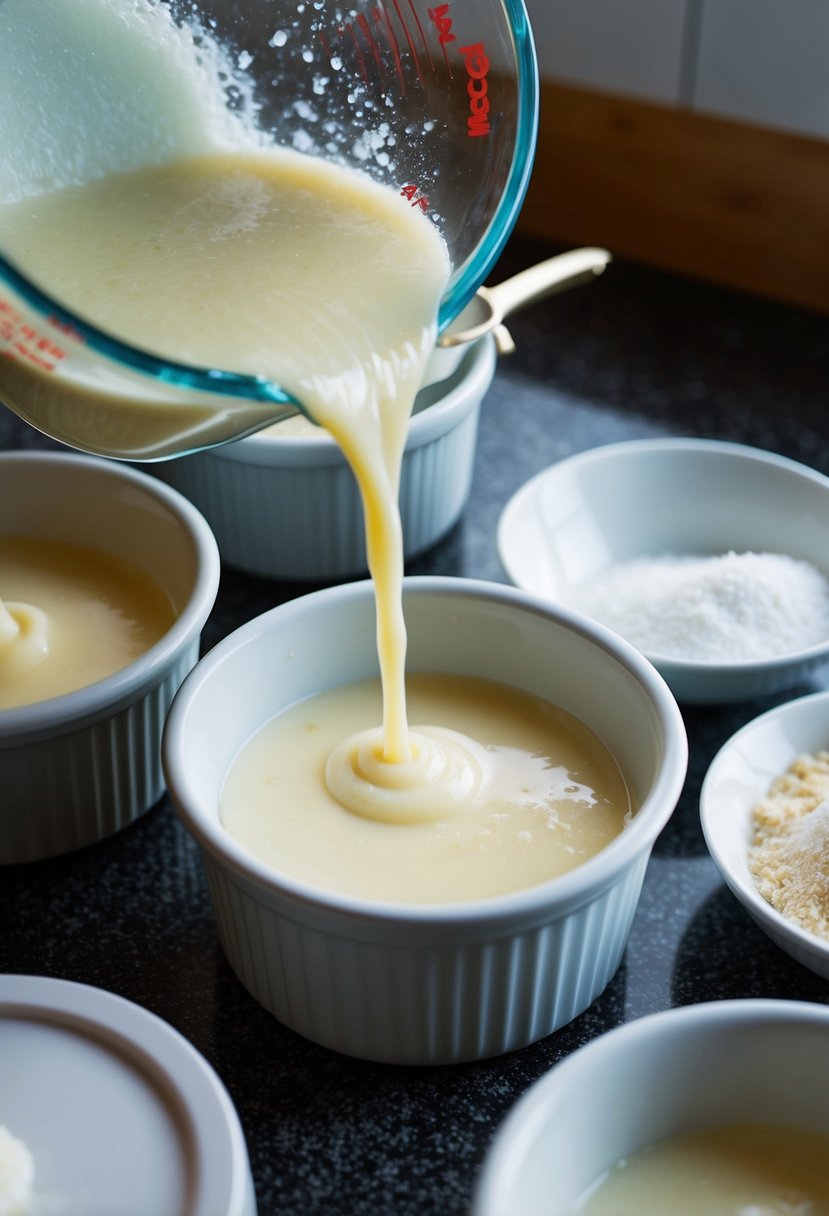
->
[488, 247, 612, 321]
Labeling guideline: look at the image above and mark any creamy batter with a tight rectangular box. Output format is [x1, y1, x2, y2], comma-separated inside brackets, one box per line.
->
[0, 536, 175, 710]
[574, 1123, 829, 1215]
[220, 674, 631, 904]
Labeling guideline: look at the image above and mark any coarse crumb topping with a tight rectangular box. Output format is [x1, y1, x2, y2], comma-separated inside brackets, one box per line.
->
[749, 750, 829, 941]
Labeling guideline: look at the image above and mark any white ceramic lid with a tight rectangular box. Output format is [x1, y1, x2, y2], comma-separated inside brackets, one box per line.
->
[0, 975, 256, 1216]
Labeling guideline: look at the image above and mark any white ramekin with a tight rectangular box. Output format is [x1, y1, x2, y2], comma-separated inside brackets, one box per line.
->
[0, 975, 256, 1216]
[163, 577, 688, 1065]
[155, 336, 496, 581]
[473, 999, 829, 1215]
[0, 451, 220, 864]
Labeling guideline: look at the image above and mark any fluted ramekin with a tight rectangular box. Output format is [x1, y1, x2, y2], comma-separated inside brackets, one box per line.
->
[163, 577, 687, 1065]
[0, 451, 220, 864]
[473, 999, 829, 1215]
[155, 336, 496, 582]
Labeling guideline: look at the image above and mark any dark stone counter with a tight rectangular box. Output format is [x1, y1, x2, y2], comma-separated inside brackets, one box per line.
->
[2, 234, 828, 1215]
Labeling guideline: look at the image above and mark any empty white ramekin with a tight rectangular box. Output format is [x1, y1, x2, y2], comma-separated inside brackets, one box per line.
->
[0, 451, 220, 864]
[473, 999, 829, 1215]
[163, 577, 687, 1065]
[155, 336, 496, 581]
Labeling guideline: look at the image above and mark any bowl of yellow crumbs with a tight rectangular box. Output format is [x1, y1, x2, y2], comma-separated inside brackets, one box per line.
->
[700, 688, 829, 979]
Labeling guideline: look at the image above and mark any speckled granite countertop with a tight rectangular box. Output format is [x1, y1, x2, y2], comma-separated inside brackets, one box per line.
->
[2, 234, 828, 1215]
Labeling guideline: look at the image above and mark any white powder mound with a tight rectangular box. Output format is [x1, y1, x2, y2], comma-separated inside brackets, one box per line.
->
[572, 551, 829, 663]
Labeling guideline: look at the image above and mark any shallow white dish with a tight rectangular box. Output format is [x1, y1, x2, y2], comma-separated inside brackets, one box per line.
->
[0, 974, 255, 1216]
[700, 688, 829, 979]
[156, 335, 496, 582]
[473, 998, 829, 1216]
[0, 451, 220, 863]
[497, 437, 829, 704]
[163, 576, 687, 1066]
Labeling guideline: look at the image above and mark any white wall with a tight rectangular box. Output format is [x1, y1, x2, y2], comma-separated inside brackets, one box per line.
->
[524, 0, 687, 105]
[526, 0, 829, 141]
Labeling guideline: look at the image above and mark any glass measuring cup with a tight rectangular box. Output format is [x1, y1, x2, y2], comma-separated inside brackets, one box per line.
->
[0, 0, 538, 460]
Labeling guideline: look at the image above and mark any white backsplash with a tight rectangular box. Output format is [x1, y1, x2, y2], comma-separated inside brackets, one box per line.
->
[526, 0, 829, 141]
[525, 0, 687, 105]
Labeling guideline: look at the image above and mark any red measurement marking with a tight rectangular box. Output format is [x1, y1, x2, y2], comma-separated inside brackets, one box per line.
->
[407, 0, 435, 72]
[318, 4, 437, 94]
[400, 183, 429, 212]
[46, 314, 84, 342]
[357, 12, 386, 76]
[427, 4, 454, 47]
[342, 21, 370, 84]
[427, 3, 454, 75]
[391, 0, 424, 85]
[318, 29, 334, 61]
[0, 298, 68, 371]
[374, 6, 406, 94]
[460, 41, 490, 136]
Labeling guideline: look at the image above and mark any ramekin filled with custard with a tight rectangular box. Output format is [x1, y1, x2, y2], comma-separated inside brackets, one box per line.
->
[0, 451, 220, 863]
[163, 577, 687, 1066]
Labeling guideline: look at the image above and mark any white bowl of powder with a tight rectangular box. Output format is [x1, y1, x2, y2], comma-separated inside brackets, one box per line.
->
[497, 438, 829, 704]
[701, 688, 829, 980]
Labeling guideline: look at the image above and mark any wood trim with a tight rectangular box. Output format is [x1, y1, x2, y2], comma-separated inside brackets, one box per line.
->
[517, 80, 829, 314]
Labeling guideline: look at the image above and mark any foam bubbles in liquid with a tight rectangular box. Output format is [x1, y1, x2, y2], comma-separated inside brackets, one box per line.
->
[0, 0, 263, 203]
